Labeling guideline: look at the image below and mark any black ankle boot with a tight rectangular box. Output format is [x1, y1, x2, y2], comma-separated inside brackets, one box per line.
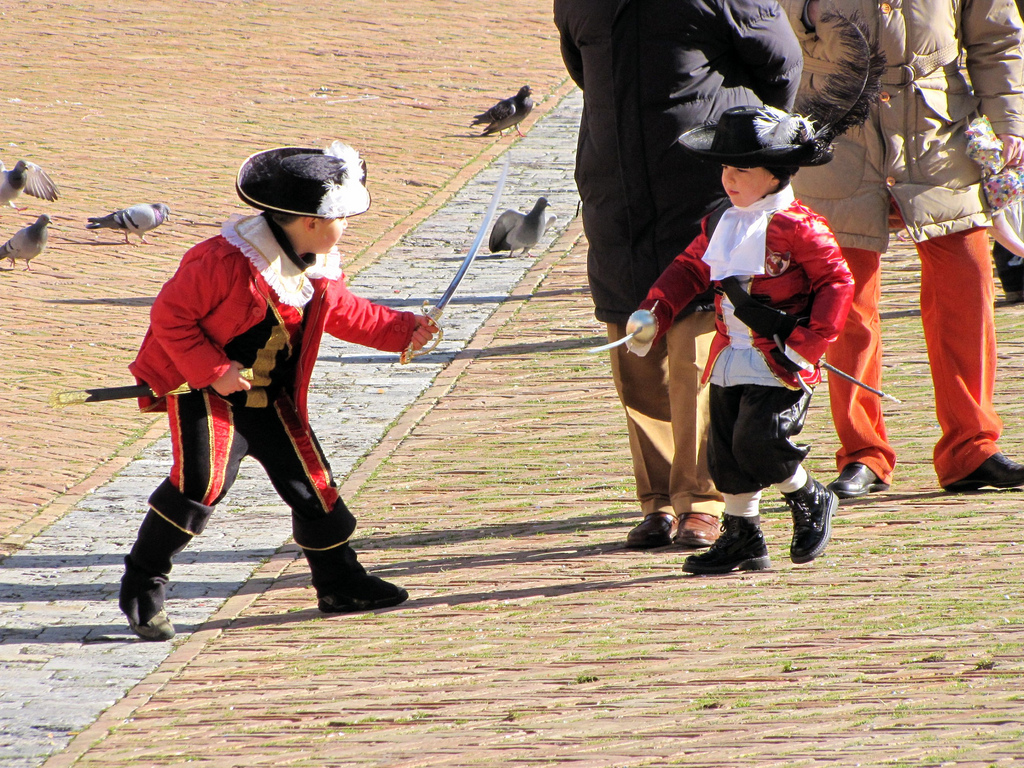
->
[683, 515, 771, 574]
[120, 514, 193, 641]
[785, 478, 837, 564]
[303, 544, 409, 613]
[119, 498, 209, 641]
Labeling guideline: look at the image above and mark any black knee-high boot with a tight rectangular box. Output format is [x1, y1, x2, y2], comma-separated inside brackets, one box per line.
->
[302, 543, 408, 613]
[119, 481, 213, 640]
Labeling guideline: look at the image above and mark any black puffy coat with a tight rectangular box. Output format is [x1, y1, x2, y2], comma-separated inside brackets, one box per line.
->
[554, 0, 804, 323]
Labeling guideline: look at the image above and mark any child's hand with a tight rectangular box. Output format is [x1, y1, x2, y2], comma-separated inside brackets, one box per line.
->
[211, 361, 253, 395]
[409, 315, 439, 351]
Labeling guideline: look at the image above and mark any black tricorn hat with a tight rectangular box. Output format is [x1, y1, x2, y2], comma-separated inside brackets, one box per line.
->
[678, 106, 830, 168]
[235, 141, 370, 218]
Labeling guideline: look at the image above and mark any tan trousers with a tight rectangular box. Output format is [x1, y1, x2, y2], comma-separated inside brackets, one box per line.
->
[608, 311, 723, 517]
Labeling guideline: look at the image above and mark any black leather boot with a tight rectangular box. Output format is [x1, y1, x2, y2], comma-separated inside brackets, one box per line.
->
[303, 544, 409, 613]
[682, 515, 771, 574]
[785, 477, 837, 564]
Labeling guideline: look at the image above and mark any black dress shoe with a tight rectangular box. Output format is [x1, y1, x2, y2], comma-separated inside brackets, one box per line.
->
[827, 462, 889, 499]
[943, 452, 1024, 492]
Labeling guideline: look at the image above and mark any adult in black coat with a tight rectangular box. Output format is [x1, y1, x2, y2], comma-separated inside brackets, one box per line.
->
[554, 0, 803, 548]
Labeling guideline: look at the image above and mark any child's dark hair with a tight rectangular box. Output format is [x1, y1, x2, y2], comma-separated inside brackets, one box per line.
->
[764, 165, 799, 191]
[268, 211, 302, 226]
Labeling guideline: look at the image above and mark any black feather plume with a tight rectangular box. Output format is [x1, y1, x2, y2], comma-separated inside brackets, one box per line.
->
[795, 11, 886, 164]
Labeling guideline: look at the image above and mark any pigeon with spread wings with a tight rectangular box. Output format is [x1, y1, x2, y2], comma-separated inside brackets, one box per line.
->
[0, 160, 59, 210]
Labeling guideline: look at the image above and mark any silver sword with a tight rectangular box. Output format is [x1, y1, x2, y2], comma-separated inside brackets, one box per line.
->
[400, 157, 511, 364]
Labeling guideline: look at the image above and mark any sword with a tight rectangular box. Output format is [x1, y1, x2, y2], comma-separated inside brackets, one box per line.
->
[400, 157, 511, 364]
[51, 369, 254, 407]
[821, 360, 902, 404]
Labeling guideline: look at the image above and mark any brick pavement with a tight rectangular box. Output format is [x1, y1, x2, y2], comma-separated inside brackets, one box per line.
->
[38, 226, 1024, 768]
[4, 3, 1024, 767]
[0, 0, 573, 555]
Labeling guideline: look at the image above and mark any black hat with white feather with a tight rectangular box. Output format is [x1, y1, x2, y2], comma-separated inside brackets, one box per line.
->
[235, 141, 370, 218]
[678, 11, 884, 169]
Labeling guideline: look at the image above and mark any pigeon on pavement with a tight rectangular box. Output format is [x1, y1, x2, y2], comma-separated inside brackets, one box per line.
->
[1, 214, 50, 270]
[0, 160, 60, 210]
[471, 86, 533, 137]
[86, 203, 171, 244]
[488, 197, 555, 257]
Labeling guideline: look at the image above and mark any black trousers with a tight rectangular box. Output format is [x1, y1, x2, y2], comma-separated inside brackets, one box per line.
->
[707, 383, 811, 495]
[993, 242, 1023, 294]
[121, 389, 358, 625]
[155, 388, 355, 548]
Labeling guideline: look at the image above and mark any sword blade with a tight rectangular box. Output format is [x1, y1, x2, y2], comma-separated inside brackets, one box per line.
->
[584, 331, 636, 353]
[433, 157, 511, 313]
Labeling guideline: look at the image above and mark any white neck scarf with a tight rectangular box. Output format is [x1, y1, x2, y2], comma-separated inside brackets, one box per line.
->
[701, 186, 794, 281]
[221, 215, 343, 307]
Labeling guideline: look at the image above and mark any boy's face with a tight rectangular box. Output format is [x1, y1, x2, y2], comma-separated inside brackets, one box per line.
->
[721, 166, 780, 208]
[305, 216, 347, 254]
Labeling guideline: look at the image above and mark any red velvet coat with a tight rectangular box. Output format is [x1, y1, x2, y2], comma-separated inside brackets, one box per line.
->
[640, 201, 853, 389]
[130, 235, 418, 422]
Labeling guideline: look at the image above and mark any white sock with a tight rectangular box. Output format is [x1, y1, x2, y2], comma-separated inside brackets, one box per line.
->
[723, 490, 761, 518]
[776, 465, 808, 494]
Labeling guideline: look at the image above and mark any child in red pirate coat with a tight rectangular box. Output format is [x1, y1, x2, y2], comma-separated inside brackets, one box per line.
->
[625, 106, 854, 574]
[120, 141, 437, 640]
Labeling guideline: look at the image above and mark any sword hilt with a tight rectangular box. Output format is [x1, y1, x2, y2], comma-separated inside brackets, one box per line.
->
[399, 304, 444, 364]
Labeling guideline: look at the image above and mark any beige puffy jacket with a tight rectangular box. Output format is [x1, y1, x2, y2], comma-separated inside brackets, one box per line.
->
[780, 0, 1024, 251]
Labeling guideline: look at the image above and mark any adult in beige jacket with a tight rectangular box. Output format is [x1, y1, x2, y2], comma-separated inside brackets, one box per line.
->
[781, 0, 1024, 493]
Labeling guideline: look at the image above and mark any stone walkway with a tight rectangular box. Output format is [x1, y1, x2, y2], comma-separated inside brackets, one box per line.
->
[3, 3, 1024, 768]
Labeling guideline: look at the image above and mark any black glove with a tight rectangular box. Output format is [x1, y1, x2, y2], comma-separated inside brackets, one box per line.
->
[770, 346, 804, 373]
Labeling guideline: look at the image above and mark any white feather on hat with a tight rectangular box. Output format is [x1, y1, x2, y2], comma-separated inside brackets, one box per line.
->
[753, 107, 816, 148]
[318, 141, 369, 218]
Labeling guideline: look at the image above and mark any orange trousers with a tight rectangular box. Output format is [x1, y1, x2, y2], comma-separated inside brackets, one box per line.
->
[826, 227, 1002, 487]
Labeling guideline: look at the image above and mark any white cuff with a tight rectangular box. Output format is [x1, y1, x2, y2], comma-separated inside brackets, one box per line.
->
[784, 345, 815, 372]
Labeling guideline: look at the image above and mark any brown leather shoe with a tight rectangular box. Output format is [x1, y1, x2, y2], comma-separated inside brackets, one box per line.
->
[674, 512, 721, 548]
[625, 512, 678, 549]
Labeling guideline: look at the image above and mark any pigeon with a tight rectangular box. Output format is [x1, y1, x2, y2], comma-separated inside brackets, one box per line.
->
[0, 160, 60, 210]
[86, 203, 171, 244]
[488, 197, 555, 257]
[472, 85, 533, 137]
[1, 214, 50, 271]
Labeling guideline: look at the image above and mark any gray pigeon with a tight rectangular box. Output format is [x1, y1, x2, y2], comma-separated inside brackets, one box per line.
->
[488, 197, 555, 257]
[0, 160, 59, 210]
[472, 86, 533, 137]
[1, 214, 50, 270]
[86, 203, 171, 244]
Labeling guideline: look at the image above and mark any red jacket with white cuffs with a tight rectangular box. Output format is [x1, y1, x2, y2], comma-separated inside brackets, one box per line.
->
[639, 201, 853, 389]
[129, 233, 418, 423]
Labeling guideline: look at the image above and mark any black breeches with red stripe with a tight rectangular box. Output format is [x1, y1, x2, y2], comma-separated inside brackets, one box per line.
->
[120, 389, 357, 623]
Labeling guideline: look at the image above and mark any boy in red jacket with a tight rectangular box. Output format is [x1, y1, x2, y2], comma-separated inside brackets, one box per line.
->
[120, 141, 436, 640]
[626, 106, 854, 574]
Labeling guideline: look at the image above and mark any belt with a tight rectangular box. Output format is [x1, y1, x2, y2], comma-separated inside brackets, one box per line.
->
[878, 43, 962, 87]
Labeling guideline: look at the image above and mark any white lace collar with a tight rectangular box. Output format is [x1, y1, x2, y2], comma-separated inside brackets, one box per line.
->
[221, 214, 343, 307]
